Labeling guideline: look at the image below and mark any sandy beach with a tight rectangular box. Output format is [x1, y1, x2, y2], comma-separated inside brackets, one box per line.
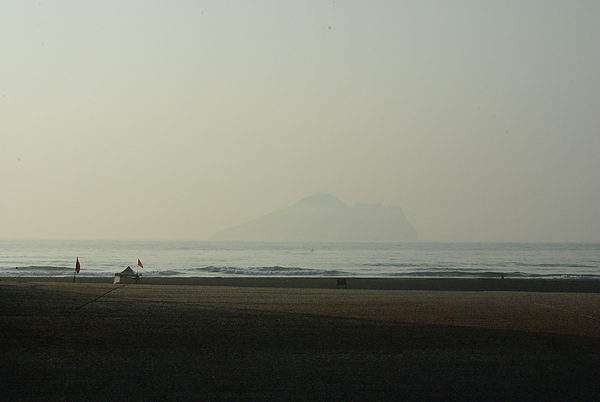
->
[2, 277, 599, 400]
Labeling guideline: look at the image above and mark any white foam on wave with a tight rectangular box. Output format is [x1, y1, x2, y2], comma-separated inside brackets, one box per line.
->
[196, 265, 345, 277]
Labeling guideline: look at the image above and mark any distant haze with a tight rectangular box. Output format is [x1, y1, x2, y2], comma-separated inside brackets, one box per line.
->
[1, 2, 599, 242]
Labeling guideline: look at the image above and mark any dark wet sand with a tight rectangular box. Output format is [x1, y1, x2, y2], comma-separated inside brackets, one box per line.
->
[2, 277, 599, 401]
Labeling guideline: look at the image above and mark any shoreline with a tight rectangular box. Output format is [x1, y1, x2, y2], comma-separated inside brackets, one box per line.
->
[3, 276, 600, 292]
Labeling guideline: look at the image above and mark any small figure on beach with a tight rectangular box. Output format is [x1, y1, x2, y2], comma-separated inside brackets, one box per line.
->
[501, 273, 504, 279]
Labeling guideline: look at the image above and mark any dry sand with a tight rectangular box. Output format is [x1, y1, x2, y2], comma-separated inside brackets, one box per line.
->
[2, 277, 599, 401]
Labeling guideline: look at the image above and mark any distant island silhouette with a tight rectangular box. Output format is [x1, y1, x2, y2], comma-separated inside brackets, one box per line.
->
[211, 193, 417, 242]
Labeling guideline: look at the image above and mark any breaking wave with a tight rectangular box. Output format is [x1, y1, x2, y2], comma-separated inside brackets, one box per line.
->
[195, 265, 346, 277]
[364, 262, 596, 269]
[14, 266, 73, 271]
[389, 271, 600, 280]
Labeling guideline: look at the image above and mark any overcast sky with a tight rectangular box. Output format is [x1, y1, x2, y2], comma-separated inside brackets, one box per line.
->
[2, 1, 599, 242]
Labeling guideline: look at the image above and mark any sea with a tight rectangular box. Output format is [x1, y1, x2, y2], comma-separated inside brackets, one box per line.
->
[1, 240, 598, 280]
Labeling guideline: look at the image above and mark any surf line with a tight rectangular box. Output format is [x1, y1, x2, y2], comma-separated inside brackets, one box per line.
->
[531, 302, 598, 321]
[75, 284, 128, 310]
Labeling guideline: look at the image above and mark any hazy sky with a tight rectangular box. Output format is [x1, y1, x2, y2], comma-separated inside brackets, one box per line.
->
[2, 1, 599, 242]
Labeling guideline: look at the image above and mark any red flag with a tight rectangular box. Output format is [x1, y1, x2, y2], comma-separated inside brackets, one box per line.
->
[138, 259, 143, 269]
[75, 258, 81, 274]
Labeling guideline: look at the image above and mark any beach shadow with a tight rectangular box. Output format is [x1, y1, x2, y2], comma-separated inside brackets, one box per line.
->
[2, 283, 599, 401]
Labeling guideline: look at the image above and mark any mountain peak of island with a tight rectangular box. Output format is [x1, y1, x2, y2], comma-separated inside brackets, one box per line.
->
[211, 194, 417, 242]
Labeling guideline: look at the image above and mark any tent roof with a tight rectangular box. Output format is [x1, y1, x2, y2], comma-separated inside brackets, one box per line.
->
[119, 266, 136, 275]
